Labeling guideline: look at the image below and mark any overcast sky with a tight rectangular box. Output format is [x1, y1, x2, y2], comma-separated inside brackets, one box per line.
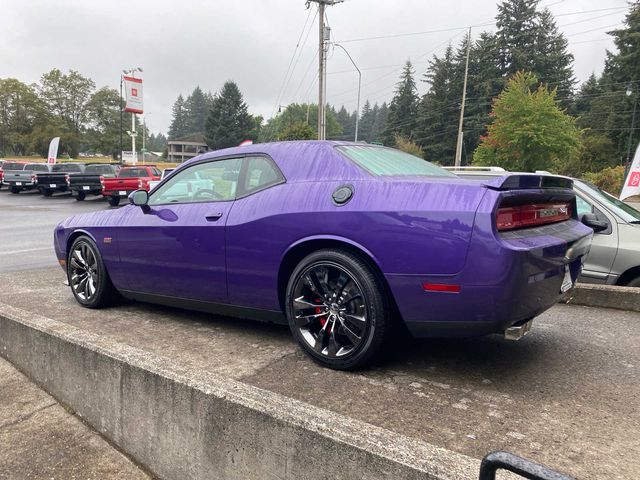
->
[1, 0, 630, 135]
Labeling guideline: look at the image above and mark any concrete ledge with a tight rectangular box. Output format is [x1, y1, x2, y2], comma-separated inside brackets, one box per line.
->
[564, 283, 640, 312]
[0, 303, 479, 480]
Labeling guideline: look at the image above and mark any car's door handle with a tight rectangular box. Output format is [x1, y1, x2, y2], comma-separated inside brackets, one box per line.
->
[206, 212, 223, 222]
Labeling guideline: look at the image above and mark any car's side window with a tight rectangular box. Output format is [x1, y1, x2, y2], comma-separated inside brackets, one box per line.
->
[576, 195, 593, 217]
[239, 156, 284, 197]
[149, 158, 242, 205]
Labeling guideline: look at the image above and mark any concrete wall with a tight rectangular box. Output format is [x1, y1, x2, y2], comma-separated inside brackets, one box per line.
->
[0, 303, 479, 480]
[566, 284, 640, 312]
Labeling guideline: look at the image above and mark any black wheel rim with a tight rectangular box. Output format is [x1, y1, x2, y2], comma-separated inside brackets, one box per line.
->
[291, 262, 368, 358]
[69, 242, 99, 301]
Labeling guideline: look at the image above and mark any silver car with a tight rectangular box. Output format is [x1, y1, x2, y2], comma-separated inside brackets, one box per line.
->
[448, 168, 640, 287]
[573, 180, 640, 286]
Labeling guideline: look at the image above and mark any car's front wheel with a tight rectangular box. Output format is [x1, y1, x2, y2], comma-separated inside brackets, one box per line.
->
[285, 249, 390, 370]
[67, 236, 118, 308]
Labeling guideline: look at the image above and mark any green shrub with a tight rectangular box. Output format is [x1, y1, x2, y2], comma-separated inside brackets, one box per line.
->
[582, 166, 626, 195]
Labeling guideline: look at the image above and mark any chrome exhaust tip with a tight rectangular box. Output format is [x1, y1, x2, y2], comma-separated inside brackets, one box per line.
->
[504, 319, 533, 341]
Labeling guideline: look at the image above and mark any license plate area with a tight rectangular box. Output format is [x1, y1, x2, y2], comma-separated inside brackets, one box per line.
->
[50, 183, 56, 188]
[83, 186, 91, 190]
[119, 190, 127, 196]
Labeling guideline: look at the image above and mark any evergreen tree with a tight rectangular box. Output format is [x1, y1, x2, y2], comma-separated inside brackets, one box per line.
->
[414, 44, 460, 163]
[495, 0, 574, 100]
[370, 103, 388, 143]
[205, 81, 254, 150]
[335, 105, 356, 140]
[383, 61, 419, 145]
[359, 100, 374, 142]
[168, 94, 188, 140]
[598, 1, 640, 162]
[185, 86, 209, 135]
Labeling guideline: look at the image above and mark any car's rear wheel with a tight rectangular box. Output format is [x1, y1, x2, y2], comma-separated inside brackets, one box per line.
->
[68, 236, 118, 308]
[285, 249, 390, 370]
[75, 191, 86, 201]
[42, 188, 53, 197]
[10, 186, 19, 194]
[108, 196, 120, 207]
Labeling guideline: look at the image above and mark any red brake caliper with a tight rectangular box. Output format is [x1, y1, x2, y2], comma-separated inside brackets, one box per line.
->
[315, 301, 331, 332]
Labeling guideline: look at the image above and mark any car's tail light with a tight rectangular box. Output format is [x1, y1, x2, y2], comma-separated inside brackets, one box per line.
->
[496, 203, 571, 231]
[31, 174, 37, 182]
[65, 174, 70, 184]
[99, 175, 105, 186]
[139, 179, 148, 190]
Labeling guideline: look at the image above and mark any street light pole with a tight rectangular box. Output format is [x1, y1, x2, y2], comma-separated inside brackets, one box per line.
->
[119, 76, 123, 164]
[626, 82, 638, 166]
[333, 43, 361, 142]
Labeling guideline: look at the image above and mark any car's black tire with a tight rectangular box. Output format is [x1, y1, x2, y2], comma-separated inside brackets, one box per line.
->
[10, 186, 19, 194]
[285, 249, 390, 370]
[42, 189, 53, 197]
[108, 196, 120, 207]
[626, 276, 640, 288]
[67, 236, 118, 308]
[75, 191, 86, 201]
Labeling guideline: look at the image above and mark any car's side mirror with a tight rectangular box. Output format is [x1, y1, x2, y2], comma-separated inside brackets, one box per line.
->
[129, 189, 149, 210]
[581, 213, 608, 232]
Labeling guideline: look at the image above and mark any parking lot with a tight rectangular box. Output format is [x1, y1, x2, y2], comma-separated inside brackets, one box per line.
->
[0, 187, 639, 479]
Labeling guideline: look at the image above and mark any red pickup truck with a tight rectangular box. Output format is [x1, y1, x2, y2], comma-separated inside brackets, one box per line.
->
[101, 165, 161, 206]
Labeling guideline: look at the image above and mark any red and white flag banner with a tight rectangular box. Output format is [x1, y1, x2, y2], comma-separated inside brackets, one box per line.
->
[123, 76, 143, 114]
[47, 137, 60, 165]
[620, 144, 640, 201]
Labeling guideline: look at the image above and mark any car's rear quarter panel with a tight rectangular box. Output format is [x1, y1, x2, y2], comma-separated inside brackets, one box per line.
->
[225, 178, 488, 311]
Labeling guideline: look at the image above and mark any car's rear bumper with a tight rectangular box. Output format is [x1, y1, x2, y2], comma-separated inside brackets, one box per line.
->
[6, 181, 36, 190]
[102, 190, 135, 197]
[386, 219, 593, 338]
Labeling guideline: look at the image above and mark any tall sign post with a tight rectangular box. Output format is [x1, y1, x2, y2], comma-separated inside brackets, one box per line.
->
[122, 68, 143, 164]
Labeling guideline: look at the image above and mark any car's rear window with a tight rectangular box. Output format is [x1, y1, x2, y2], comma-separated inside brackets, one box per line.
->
[53, 163, 82, 172]
[336, 145, 455, 177]
[31, 164, 50, 172]
[2, 162, 26, 171]
[86, 164, 115, 174]
[120, 168, 148, 178]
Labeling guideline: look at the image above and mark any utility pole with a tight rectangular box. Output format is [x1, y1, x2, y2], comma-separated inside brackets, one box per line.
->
[454, 27, 472, 167]
[307, 0, 342, 140]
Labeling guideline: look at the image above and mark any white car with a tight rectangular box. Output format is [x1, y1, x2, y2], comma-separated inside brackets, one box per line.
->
[148, 168, 175, 191]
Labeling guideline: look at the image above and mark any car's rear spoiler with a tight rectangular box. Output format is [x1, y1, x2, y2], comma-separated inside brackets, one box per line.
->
[482, 174, 573, 191]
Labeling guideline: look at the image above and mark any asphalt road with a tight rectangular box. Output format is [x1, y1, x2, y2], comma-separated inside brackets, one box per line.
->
[1, 185, 639, 479]
[0, 187, 109, 272]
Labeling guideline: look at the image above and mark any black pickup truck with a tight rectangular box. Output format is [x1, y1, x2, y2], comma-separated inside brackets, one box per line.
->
[35, 163, 86, 196]
[68, 163, 120, 201]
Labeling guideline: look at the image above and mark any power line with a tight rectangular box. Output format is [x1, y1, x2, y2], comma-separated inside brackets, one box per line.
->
[336, 6, 627, 44]
[271, 6, 317, 117]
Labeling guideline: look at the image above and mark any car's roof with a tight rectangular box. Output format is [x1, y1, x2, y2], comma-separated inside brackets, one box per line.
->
[189, 141, 368, 182]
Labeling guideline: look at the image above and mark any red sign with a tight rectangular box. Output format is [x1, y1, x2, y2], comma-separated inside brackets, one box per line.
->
[628, 171, 640, 187]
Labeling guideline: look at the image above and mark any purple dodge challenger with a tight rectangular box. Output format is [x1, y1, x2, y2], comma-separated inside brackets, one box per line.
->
[54, 141, 592, 369]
